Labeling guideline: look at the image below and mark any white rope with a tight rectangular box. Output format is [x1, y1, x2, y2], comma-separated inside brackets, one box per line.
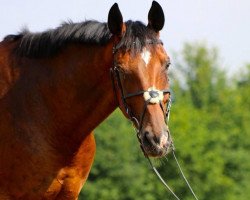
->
[172, 150, 199, 200]
[147, 157, 181, 200]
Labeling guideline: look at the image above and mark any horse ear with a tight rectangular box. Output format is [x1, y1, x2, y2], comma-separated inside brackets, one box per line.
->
[148, 1, 165, 32]
[108, 3, 124, 36]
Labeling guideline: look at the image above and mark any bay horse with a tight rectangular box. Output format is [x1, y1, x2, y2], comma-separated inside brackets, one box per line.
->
[0, 1, 171, 199]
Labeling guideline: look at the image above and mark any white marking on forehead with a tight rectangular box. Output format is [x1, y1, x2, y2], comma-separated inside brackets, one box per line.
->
[141, 48, 151, 66]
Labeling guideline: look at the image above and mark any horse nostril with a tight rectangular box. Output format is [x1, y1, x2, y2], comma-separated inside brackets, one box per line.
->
[144, 131, 159, 146]
[143, 131, 151, 146]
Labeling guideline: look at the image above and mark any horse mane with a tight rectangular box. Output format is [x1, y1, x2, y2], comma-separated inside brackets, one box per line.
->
[4, 20, 158, 58]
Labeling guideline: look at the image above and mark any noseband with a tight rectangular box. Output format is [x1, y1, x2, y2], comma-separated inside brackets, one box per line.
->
[110, 39, 172, 156]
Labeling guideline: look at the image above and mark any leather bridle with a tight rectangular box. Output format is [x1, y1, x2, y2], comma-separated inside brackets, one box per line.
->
[110, 39, 172, 156]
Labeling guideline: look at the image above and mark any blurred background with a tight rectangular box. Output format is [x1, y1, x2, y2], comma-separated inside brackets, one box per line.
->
[1, 0, 249, 199]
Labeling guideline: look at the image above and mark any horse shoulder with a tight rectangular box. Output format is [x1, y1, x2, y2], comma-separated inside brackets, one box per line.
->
[44, 132, 96, 199]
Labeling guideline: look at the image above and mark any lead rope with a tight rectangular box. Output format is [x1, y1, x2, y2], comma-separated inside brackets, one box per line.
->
[166, 100, 199, 200]
[146, 156, 181, 200]
[172, 148, 199, 200]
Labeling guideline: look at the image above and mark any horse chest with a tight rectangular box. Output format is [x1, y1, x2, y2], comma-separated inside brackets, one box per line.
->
[0, 119, 95, 199]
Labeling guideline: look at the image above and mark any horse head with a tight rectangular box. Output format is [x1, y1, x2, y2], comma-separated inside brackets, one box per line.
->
[108, 1, 172, 157]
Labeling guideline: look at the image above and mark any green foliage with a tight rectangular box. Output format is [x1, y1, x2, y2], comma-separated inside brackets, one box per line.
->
[80, 43, 250, 200]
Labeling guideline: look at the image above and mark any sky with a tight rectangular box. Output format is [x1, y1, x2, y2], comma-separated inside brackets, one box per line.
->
[0, 0, 249, 75]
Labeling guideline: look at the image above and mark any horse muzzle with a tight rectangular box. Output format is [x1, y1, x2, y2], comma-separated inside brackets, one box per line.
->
[140, 129, 172, 157]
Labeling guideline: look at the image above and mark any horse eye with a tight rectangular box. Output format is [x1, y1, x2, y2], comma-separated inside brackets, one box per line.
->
[165, 61, 171, 69]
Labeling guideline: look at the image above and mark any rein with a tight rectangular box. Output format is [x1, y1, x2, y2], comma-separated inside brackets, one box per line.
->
[110, 40, 199, 200]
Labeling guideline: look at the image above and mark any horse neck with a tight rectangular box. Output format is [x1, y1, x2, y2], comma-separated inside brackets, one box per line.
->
[24, 42, 117, 139]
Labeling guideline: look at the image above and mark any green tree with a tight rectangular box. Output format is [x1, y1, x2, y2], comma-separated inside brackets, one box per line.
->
[168, 43, 250, 200]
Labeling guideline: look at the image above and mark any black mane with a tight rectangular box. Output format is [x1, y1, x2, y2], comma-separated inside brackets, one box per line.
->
[5, 20, 158, 58]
